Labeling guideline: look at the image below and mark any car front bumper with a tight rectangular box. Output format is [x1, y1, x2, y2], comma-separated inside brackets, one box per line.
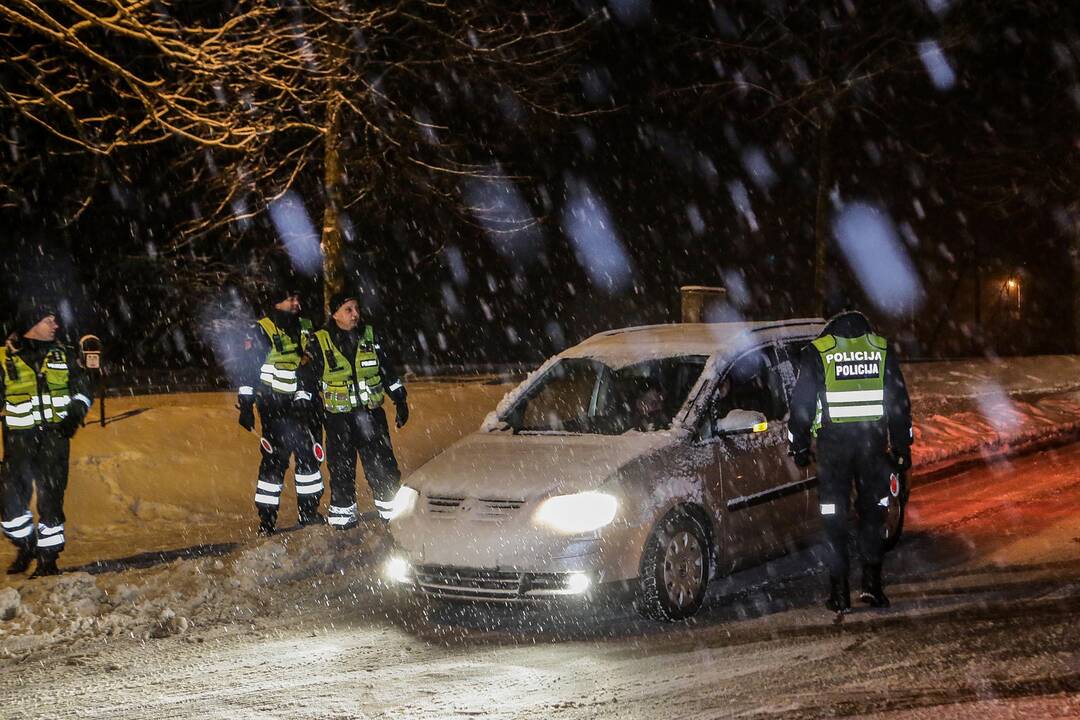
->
[386, 560, 597, 602]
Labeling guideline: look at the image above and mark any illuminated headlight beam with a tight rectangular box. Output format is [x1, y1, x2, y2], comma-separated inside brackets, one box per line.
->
[534, 491, 618, 534]
[566, 572, 591, 594]
[384, 556, 412, 584]
[387, 485, 419, 521]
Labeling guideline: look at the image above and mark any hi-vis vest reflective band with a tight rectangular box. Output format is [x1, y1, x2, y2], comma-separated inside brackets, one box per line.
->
[314, 325, 384, 413]
[812, 333, 888, 425]
[0, 345, 74, 430]
[256, 317, 312, 395]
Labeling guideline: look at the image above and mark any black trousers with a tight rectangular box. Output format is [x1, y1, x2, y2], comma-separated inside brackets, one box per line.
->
[324, 406, 401, 525]
[255, 402, 324, 520]
[816, 424, 895, 578]
[1, 427, 70, 557]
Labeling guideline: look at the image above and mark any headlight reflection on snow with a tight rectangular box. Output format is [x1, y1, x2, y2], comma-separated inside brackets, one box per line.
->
[534, 491, 618, 534]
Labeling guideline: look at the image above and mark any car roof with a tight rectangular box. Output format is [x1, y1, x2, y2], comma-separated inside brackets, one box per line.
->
[559, 319, 825, 369]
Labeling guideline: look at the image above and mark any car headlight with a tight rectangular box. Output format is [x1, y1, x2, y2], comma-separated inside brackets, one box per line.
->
[384, 556, 413, 584]
[534, 491, 618, 534]
[387, 485, 419, 521]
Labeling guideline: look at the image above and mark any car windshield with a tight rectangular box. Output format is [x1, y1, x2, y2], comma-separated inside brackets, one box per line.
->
[503, 356, 708, 434]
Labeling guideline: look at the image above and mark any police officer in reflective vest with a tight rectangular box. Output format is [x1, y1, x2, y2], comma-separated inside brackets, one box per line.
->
[789, 307, 913, 612]
[238, 286, 324, 535]
[305, 291, 408, 529]
[1, 300, 93, 577]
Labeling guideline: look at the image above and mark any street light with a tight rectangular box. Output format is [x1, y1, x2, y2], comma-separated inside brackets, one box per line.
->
[1005, 277, 1021, 315]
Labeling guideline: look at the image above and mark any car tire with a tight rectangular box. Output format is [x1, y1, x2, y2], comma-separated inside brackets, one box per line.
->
[635, 509, 711, 622]
[882, 471, 907, 552]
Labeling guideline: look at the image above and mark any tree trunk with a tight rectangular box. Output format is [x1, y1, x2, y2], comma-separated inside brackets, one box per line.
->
[813, 115, 834, 317]
[321, 96, 345, 317]
[1071, 224, 1080, 354]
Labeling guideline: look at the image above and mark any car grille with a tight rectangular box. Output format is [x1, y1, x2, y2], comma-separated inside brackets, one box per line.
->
[424, 495, 525, 521]
[426, 495, 464, 514]
[412, 565, 582, 601]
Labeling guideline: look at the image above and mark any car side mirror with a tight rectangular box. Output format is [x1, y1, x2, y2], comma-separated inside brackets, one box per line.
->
[714, 409, 769, 436]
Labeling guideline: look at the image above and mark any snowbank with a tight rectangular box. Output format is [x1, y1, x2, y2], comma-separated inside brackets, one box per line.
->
[905, 355, 1080, 474]
[0, 526, 385, 658]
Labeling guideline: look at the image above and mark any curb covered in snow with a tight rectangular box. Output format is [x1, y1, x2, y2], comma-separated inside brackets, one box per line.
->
[911, 390, 1080, 481]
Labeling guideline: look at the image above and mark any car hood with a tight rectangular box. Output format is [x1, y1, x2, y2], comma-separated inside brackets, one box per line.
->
[405, 431, 674, 500]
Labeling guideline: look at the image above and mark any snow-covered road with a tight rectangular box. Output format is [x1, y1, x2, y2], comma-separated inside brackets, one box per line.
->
[2, 440, 1079, 719]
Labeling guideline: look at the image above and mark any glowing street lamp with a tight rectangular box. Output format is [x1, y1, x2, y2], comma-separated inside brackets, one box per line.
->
[1005, 277, 1021, 314]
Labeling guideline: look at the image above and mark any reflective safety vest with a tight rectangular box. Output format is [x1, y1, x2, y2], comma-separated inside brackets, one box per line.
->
[314, 325, 384, 413]
[256, 317, 312, 396]
[0, 345, 74, 430]
[812, 333, 887, 428]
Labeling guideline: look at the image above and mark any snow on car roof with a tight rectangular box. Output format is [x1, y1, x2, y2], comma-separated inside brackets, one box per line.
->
[560, 319, 825, 369]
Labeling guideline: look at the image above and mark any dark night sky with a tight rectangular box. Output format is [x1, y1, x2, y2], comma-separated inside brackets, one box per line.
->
[2, 0, 1078, 379]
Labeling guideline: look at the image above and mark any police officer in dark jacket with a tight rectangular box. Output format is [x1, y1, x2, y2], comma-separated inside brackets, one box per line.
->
[304, 291, 408, 529]
[788, 306, 913, 612]
[238, 284, 324, 535]
[1, 299, 93, 577]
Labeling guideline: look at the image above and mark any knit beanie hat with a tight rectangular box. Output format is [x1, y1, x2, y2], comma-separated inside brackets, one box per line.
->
[327, 290, 358, 316]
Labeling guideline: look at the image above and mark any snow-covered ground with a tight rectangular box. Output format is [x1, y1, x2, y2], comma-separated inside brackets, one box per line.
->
[906, 355, 1080, 472]
[1, 356, 1079, 660]
[3, 424, 1079, 720]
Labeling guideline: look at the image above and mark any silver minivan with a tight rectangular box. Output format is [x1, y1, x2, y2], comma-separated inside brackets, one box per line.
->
[385, 319, 897, 620]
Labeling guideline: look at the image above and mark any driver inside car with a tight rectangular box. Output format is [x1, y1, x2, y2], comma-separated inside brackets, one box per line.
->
[631, 379, 668, 431]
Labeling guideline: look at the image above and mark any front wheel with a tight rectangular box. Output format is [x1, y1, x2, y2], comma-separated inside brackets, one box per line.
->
[636, 510, 711, 622]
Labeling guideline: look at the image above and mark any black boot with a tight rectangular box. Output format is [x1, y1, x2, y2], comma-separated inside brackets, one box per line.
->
[258, 508, 277, 536]
[6, 547, 34, 575]
[859, 564, 890, 608]
[825, 575, 851, 613]
[29, 555, 59, 578]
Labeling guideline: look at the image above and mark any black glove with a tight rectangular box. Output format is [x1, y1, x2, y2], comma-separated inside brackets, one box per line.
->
[891, 446, 912, 471]
[791, 447, 814, 468]
[57, 410, 81, 440]
[395, 401, 409, 429]
[238, 397, 256, 432]
[58, 407, 86, 439]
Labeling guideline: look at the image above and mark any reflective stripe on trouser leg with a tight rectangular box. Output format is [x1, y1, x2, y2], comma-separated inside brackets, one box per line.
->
[357, 407, 402, 520]
[372, 485, 399, 520]
[2, 512, 35, 542]
[328, 504, 358, 527]
[814, 431, 855, 578]
[324, 413, 358, 514]
[257, 416, 290, 508]
[255, 481, 284, 507]
[373, 498, 394, 520]
[36, 523, 65, 551]
[294, 471, 323, 496]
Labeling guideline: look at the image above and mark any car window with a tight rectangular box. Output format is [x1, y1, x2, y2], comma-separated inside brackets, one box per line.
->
[710, 346, 788, 424]
[518, 359, 601, 433]
[507, 356, 707, 434]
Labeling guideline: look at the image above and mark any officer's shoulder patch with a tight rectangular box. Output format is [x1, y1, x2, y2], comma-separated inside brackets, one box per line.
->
[867, 333, 888, 350]
[811, 335, 836, 352]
